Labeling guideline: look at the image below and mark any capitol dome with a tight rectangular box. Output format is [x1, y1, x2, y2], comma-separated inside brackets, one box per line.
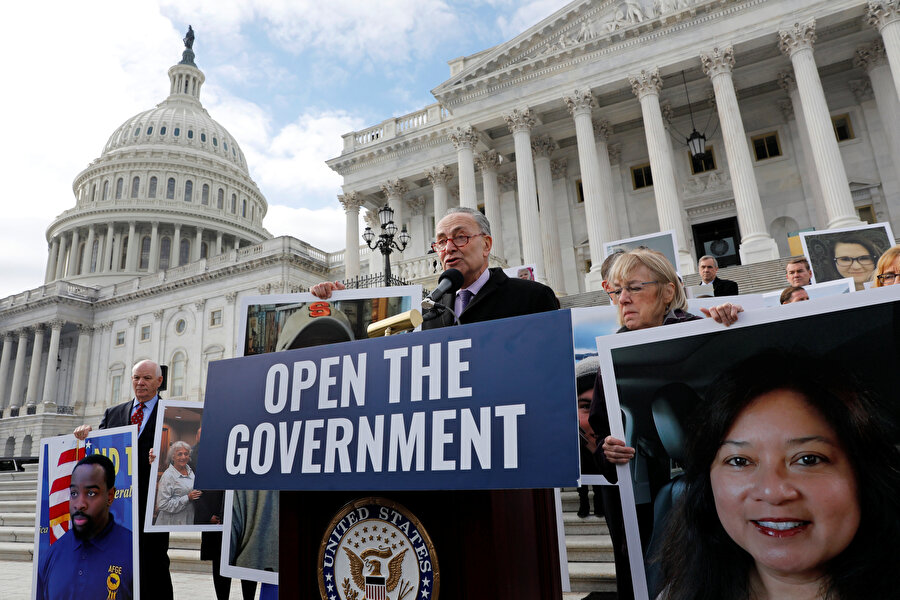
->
[45, 27, 271, 286]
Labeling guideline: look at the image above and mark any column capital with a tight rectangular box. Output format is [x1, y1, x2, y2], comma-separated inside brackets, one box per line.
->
[700, 46, 735, 78]
[531, 136, 558, 159]
[425, 165, 452, 187]
[868, 1, 900, 31]
[2, 332, 13, 342]
[593, 119, 612, 142]
[339, 191, 365, 211]
[153, 309, 164, 321]
[29, 324, 45, 334]
[194, 299, 207, 311]
[849, 79, 875, 102]
[854, 38, 888, 72]
[564, 89, 597, 117]
[128, 220, 136, 228]
[474, 150, 502, 173]
[77, 323, 93, 335]
[380, 179, 408, 200]
[607, 144, 622, 165]
[364, 209, 380, 229]
[15, 328, 28, 339]
[503, 108, 536, 134]
[550, 159, 568, 179]
[777, 70, 797, 93]
[406, 197, 425, 215]
[777, 98, 794, 121]
[127, 315, 138, 326]
[629, 68, 663, 99]
[660, 101, 675, 125]
[498, 173, 518, 192]
[225, 291, 238, 305]
[778, 20, 816, 58]
[448, 125, 478, 150]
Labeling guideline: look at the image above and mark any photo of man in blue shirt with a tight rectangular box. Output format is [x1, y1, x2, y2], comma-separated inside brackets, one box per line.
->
[36, 454, 134, 600]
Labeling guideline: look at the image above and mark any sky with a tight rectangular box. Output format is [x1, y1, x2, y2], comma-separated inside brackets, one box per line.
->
[0, 0, 572, 299]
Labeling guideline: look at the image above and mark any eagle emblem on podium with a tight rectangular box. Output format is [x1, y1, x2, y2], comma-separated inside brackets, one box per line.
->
[318, 497, 440, 600]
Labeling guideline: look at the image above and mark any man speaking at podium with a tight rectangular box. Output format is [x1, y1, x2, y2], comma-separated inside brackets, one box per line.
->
[422, 207, 558, 326]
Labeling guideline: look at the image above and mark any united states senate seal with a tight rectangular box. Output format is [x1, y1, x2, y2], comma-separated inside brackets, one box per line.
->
[318, 497, 439, 600]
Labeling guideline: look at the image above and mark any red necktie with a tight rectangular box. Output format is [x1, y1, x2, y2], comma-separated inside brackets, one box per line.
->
[131, 402, 146, 428]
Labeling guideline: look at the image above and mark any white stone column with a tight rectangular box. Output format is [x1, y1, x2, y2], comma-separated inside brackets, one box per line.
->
[564, 90, 618, 289]
[25, 325, 44, 406]
[364, 209, 382, 275]
[82, 226, 96, 274]
[503, 108, 546, 277]
[856, 39, 900, 214]
[593, 120, 621, 242]
[339, 192, 364, 278]
[382, 180, 408, 262]
[406, 197, 427, 256]
[101, 224, 114, 272]
[0, 333, 13, 409]
[148, 222, 160, 271]
[70, 325, 92, 411]
[56, 233, 69, 279]
[701, 46, 780, 263]
[67, 228, 81, 276]
[777, 73, 827, 228]
[125, 221, 138, 271]
[8, 330, 29, 409]
[216, 231, 223, 255]
[778, 20, 859, 229]
[194, 227, 204, 261]
[475, 150, 505, 259]
[45, 238, 59, 282]
[629, 69, 694, 273]
[532, 136, 565, 293]
[42, 321, 63, 405]
[868, 1, 900, 102]
[449, 126, 479, 209]
[173, 224, 182, 267]
[426, 165, 452, 237]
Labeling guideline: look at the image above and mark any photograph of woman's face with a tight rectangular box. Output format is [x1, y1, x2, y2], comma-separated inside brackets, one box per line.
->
[833, 242, 876, 289]
[709, 390, 860, 585]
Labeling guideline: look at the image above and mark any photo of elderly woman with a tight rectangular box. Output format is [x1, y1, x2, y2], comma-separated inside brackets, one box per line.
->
[146, 401, 214, 532]
[799, 223, 894, 290]
[595, 288, 900, 599]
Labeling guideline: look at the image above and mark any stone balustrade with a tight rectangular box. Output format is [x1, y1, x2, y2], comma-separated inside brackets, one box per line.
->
[341, 103, 450, 153]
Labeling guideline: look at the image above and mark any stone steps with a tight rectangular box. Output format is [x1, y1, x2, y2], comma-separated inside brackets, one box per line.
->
[559, 488, 616, 595]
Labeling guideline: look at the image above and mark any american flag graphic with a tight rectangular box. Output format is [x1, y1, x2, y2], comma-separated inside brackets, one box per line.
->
[46, 437, 86, 544]
[365, 576, 386, 600]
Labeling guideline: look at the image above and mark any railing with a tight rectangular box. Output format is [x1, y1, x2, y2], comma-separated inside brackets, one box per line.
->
[340, 273, 413, 290]
[57, 406, 75, 415]
[342, 103, 450, 153]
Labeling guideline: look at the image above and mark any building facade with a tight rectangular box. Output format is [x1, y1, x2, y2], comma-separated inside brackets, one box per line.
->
[0, 37, 344, 455]
[328, 0, 900, 295]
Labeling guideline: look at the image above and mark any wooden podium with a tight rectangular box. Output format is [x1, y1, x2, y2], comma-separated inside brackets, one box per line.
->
[279, 488, 562, 599]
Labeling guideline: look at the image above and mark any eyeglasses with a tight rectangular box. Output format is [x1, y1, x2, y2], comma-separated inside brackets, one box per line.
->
[608, 281, 660, 298]
[834, 255, 876, 268]
[431, 233, 485, 252]
[877, 272, 899, 283]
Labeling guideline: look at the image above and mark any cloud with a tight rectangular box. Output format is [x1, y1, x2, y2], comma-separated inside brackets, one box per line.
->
[264, 204, 359, 252]
[494, 0, 572, 39]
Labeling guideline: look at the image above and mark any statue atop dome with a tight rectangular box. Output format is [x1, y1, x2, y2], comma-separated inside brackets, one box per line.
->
[179, 25, 197, 66]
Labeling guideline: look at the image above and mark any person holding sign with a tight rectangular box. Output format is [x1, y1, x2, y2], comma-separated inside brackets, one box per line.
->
[37, 454, 134, 600]
[658, 352, 900, 600]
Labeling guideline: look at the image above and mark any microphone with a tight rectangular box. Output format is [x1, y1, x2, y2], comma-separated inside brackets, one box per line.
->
[422, 268, 464, 310]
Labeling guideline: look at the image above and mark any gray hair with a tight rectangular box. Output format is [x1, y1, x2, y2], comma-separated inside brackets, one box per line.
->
[167, 440, 192, 465]
[133, 359, 162, 378]
[698, 255, 719, 268]
[443, 207, 491, 236]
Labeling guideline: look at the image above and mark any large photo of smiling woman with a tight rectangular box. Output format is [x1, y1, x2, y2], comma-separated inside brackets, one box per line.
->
[594, 287, 900, 600]
[799, 223, 894, 290]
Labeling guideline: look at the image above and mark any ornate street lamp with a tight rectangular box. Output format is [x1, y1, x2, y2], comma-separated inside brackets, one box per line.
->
[363, 204, 410, 286]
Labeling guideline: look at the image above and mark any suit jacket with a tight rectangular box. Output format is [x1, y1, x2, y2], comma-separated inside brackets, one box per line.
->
[712, 276, 739, 297]
[100, 399, 160, 529]
[422, 267, 559, 329]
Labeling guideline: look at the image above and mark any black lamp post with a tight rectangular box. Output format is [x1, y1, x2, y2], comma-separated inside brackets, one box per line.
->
[363, 204, 410, 286]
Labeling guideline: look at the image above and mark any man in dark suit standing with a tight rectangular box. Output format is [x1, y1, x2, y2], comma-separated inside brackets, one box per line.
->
[698, 254, 739, 296]
[74, 359, 174, 600]
[423, 207, 558, 327]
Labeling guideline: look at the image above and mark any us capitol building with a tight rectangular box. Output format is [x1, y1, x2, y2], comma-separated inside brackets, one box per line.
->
[2, 0, 900, 455]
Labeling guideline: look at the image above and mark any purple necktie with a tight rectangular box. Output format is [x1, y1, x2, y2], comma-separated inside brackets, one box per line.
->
[458, 289, 474, 313]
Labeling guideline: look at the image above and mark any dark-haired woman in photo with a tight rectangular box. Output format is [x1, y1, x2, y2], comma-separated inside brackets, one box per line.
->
[658, 351, 900, 600]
